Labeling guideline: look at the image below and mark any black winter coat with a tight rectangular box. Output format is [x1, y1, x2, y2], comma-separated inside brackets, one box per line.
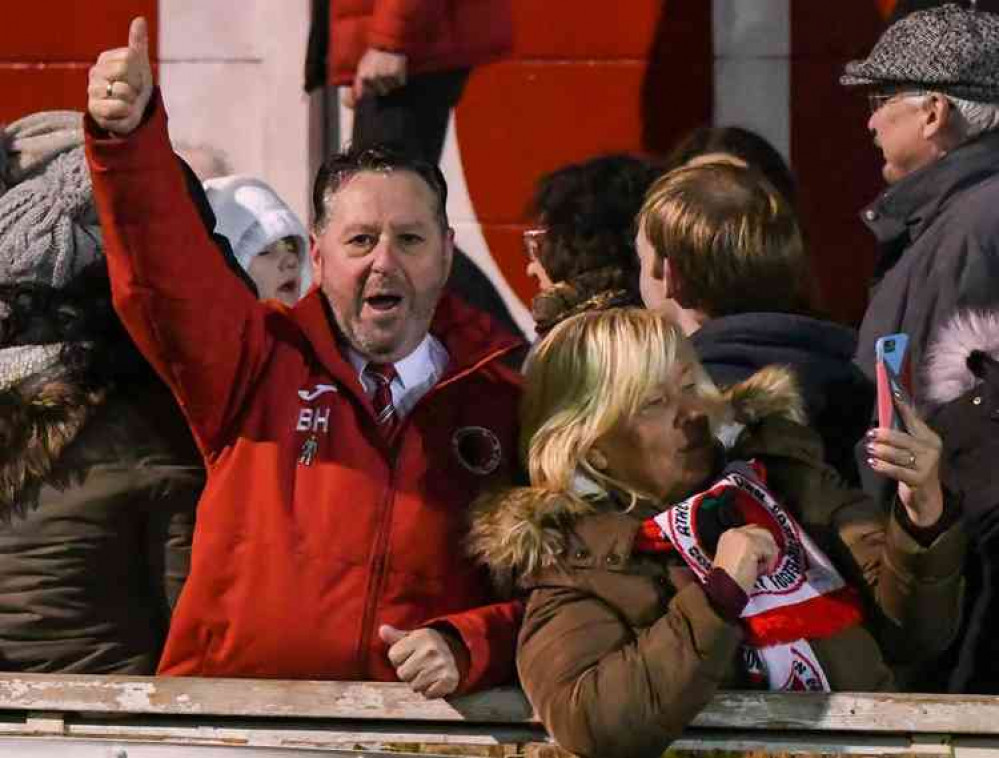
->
[0, 372, 202, 674]
[923, 309, 999, 693]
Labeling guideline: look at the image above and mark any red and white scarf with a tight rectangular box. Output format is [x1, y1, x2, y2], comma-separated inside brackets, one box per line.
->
[651, 461, 864, 691]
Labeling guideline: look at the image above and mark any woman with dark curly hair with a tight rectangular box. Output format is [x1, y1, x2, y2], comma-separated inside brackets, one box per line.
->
[0, 114, 202, 674]
[525, 154, 660, 335]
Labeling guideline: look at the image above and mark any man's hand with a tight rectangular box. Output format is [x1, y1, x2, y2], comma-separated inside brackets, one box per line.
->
[380, 624, 461, 698]
[345, 48, 408, 108]
[88, 17, 154, 135]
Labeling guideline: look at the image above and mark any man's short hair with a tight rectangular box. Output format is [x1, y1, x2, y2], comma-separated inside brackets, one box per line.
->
[637, 162, 813, 317]
[311, 145, 449, 233]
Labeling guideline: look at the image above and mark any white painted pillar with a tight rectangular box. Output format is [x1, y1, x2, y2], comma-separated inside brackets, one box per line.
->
[158, 0, 313, 222]
[712, 0, 792, 162]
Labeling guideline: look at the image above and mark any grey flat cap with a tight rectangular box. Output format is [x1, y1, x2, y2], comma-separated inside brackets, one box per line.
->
[841, 4, 999, 102]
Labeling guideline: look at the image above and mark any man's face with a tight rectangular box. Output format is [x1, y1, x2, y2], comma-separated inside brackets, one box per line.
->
[310, 170, 454, 362]
[867, 91, 938, 184]
[636, 226, 669, 313]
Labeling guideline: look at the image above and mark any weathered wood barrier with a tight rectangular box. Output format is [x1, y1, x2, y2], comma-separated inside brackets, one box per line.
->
[0, 674, 996, 756]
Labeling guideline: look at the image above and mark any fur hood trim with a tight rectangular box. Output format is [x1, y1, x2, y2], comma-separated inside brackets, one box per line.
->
[723, 364, 805, 427]
[468, 366, 803, 584]
[925, 310, 999, 405]
[468, 487, 596, 591]
[0, 372, 105, 521]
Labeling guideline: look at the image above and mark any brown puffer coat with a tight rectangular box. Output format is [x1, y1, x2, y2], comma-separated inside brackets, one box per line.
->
[0, 371, 202, 674]
[470, 369, 966, 758]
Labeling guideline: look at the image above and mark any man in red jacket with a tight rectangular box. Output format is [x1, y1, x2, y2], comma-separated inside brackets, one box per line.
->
[305, 0, 513, 164]
[86, 18, 523, 697]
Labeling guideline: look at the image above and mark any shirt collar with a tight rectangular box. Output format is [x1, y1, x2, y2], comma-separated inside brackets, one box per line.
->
[346, 333, 441, 389]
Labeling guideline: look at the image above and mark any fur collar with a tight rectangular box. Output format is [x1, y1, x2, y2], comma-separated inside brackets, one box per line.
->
[468, 366, 803, 587]
[925, 309, 999, 405]
[0, 370, 105, 521]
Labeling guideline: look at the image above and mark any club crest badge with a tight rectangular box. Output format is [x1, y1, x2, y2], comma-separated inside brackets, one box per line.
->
[451, 426, 503, 475]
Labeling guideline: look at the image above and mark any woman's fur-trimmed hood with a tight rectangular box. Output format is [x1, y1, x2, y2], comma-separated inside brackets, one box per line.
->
[925, 309, 999, 406]
[469, 366, 803, 585]
[0, 369, 105, 521]
[0, 367, 200, 523]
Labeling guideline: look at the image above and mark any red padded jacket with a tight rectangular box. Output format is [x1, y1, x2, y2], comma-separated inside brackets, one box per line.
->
[329, 0, 513, 85]
[84, 92, 524, 691]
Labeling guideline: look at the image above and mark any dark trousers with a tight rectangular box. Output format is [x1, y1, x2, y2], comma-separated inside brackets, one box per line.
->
[351, 69, 470, 164]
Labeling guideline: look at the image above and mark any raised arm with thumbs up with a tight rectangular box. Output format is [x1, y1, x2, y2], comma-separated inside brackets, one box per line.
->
[87, 17, 154, 136]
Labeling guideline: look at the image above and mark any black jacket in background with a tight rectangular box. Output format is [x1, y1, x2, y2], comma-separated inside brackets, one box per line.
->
[922, 309, 999, 693]
[691, 312, 874, 485]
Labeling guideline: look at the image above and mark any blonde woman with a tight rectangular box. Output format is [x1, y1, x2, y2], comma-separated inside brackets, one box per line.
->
[470, 308, 964, 758]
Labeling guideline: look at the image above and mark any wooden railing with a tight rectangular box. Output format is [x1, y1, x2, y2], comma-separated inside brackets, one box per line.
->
[0, 674, 997, 756]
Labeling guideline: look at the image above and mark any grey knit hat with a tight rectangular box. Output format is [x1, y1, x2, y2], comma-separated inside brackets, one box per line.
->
[841, 4, 999, 102]
[0, 111, 83, 194]
[0, 143, 100, 289]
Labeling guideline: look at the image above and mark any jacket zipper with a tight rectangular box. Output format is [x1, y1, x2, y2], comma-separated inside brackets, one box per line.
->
[354, 342, 516, 675]
[357, 454, 398, 676]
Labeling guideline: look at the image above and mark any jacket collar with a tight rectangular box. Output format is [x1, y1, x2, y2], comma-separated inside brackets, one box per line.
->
[692, 312, 858, 363]
[289, 289, 524, 402]
[862, 129, 999, 247]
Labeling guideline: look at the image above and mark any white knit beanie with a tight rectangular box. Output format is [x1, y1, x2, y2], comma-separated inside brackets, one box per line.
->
[203, 175, 311, 294]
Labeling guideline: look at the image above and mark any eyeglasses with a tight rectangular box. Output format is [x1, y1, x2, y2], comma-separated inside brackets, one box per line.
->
[522, 227, 548, 261]
[867, 89, 929, 115]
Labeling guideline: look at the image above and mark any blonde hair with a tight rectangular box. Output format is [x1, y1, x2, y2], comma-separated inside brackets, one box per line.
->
[637, 161, 813, 316]
[521, 308, 719, 503]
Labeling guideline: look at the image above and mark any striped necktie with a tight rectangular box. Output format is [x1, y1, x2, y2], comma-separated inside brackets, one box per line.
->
[364, 362, 398, 435]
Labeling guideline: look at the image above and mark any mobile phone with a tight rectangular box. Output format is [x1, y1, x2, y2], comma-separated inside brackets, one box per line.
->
[875, 333, 911, 431]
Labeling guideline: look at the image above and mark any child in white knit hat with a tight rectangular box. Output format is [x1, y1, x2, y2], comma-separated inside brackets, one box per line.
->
[203, 176, 310, 307]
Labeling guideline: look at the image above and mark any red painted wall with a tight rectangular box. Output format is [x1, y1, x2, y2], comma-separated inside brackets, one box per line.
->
[456, 0, 712, 309]
[0, 3, 157, 124]
[456, 1, 892, 325]
[7, 2, 893, 327]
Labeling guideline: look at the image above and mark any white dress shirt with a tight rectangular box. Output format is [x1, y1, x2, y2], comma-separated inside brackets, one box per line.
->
[347, 334, 450, 420]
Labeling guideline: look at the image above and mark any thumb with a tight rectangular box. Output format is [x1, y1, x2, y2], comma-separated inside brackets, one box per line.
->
[378, 624, 408, 645]
[129, 16, 149, 57]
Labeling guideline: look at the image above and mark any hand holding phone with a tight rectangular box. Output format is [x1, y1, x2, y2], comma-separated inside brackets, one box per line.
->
[875, 333, 911, 431]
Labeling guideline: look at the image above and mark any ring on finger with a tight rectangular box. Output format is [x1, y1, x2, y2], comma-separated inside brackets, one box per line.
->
[105, 80, 115, 98]
[907, 451, 917, 468]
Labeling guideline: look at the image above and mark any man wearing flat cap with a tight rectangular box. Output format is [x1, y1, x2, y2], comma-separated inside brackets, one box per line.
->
[841, 2, 999, 406]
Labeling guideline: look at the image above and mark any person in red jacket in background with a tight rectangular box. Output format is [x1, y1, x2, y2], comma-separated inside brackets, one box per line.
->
[305, 0, 521, 339]
[85, 17, 524, 697]
[306, 0, 513, 164]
